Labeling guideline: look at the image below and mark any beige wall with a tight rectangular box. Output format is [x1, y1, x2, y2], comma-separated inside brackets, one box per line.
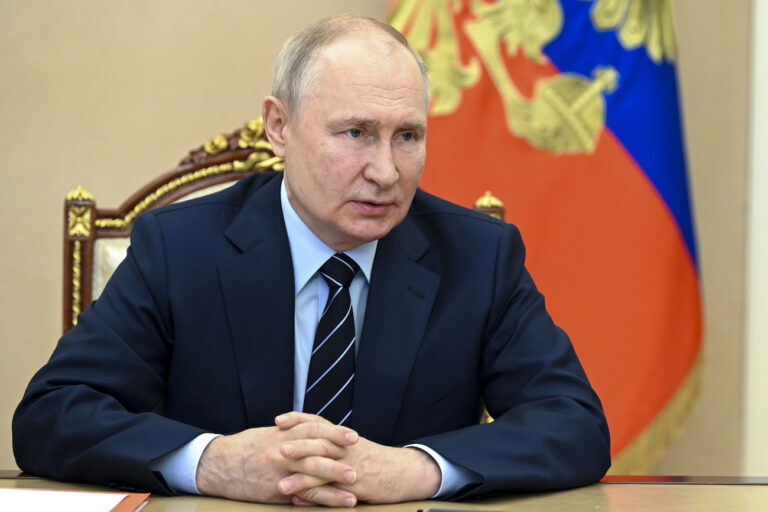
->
[0, 0, 753, 476]
[652, 0, 752, 475]
[0, 0, 387, 471]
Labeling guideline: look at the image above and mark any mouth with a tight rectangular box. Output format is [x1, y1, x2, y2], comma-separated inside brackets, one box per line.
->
[353, 199, 394, 216]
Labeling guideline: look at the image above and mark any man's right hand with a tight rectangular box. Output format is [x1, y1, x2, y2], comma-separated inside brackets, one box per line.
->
[195, 415, 360, 506]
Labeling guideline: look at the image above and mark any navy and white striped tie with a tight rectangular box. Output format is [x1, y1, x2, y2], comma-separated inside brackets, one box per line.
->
[304, 253, 359, 425]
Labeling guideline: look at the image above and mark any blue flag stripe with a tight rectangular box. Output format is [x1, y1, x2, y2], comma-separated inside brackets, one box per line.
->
[544, 0, 698, 267]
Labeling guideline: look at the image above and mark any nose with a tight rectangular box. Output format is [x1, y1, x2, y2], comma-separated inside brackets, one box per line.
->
[363, 140, 398, 188]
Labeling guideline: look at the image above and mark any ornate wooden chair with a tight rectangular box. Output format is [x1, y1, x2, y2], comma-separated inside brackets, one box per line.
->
[62, 119, 283, 333]
[62, 119, 504, 333]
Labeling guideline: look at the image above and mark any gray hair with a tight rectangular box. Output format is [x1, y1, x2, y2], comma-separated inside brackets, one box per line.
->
[272, 14, 430, 114]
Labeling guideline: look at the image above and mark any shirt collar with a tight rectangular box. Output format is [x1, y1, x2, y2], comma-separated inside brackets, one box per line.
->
[280, 177, 377, 296]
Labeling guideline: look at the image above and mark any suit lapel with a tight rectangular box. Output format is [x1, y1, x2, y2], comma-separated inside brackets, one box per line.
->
[214, 176, 440, 435]
[352, 216, 439, 442]
[218, 175, 295, 428]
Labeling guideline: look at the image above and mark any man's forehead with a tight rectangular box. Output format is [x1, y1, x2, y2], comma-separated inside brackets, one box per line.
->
[314, 37, 423, 96]
[287, 22, 428, 117]
[316, 24, 416, 66]
[327, 23, 401, 49]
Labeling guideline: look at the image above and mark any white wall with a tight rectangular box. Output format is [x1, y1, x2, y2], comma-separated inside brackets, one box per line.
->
[744, 0, 768, 475]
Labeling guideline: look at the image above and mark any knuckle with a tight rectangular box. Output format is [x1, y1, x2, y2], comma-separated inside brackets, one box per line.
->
[325, 440, 345, 458]
[300, 486, 321, 502]
[306, 421, 322, 438]
[302, 455, 323, 474]
[302, 456, 337, 479]
[320, 439, 335, 456]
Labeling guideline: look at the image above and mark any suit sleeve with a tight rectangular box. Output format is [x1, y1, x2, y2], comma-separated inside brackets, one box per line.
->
[12, 214, 206, 494]
[412, 223, 611, 498]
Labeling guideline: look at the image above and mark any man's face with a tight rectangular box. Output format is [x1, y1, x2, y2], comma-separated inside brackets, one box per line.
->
[275, 29, 427, 251]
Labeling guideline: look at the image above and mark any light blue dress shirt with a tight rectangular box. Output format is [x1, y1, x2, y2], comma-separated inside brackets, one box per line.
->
[151, 178, 468, 497]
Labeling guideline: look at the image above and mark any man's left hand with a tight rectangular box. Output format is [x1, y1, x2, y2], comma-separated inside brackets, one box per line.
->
[275, 412, 441, 506]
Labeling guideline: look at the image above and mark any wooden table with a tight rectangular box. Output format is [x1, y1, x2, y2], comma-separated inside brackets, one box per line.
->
[3, 472, 768, 511]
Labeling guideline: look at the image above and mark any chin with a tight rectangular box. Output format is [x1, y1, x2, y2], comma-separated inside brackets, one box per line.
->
[340, 215, 405, 246]
[343, 226, 393, 247]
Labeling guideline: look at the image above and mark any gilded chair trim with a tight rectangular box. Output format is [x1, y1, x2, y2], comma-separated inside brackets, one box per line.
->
[62, 118, 282, 332]
[95, 157, 283, 230]
[70, 240, 83, 326]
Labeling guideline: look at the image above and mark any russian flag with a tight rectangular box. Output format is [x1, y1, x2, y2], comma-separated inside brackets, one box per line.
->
[391, 0, 702, 472]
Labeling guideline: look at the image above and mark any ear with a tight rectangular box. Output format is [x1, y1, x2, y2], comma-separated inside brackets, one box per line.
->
[262, 96, 289, 158]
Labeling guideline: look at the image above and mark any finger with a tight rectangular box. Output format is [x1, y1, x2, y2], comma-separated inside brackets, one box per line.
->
[284, 455, 357, 486]
[275, 411, 331, 429]
[277, 472, 327, 496]
[281, 438, 348, 460]
[288, 419, 359, 446]
[293, 484, 358, 508]
[290, 495, 316, 507]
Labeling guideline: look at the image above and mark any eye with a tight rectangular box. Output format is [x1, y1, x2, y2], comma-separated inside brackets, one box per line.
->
[345, 128, 363, 138]
[400, 131, 415, 141]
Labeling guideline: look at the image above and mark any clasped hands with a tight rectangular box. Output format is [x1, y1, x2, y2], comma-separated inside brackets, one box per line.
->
[196, 411, 440, 507]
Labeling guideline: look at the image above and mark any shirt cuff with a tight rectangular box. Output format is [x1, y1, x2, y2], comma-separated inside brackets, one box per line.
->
[405, 443, 473, 499]
[149, 433, 220, 495]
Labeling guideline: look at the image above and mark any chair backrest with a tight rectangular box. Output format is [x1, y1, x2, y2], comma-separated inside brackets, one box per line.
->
[62, 118, 283, 333]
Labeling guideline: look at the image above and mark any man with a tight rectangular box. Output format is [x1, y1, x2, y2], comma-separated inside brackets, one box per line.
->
[13, 15, 610, 507]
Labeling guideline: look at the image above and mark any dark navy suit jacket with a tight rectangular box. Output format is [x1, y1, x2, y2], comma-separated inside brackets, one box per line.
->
[13, 172, 610, 497]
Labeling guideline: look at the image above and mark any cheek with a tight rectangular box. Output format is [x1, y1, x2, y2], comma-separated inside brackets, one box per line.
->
[396, 154, 425, 187]
[394, 143, 426, 167]
[286, 168, 326, 213]
[325, 159, 367, 192]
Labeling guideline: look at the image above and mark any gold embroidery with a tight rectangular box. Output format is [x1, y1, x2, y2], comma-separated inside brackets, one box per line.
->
[68, 206, 92, 237]
[466, 0, 563, 65]
[390, 0, 481, 116]
[393, 0, 619, 154]
[610, 353, 703, 473]
[515, 66, 618, 154]
[463, 0, 564, 140]
[589, 0, 676, 63]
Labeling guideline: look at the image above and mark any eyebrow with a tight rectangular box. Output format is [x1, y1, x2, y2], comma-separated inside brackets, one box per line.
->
[330, 117, 427, 135]
[399, 120, 428, 135]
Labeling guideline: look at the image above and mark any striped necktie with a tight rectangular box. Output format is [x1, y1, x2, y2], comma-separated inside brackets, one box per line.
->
[303, 252, 359, 425]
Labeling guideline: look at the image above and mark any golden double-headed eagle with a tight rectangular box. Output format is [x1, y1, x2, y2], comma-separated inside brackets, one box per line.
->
[390, 0, 676, 154]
